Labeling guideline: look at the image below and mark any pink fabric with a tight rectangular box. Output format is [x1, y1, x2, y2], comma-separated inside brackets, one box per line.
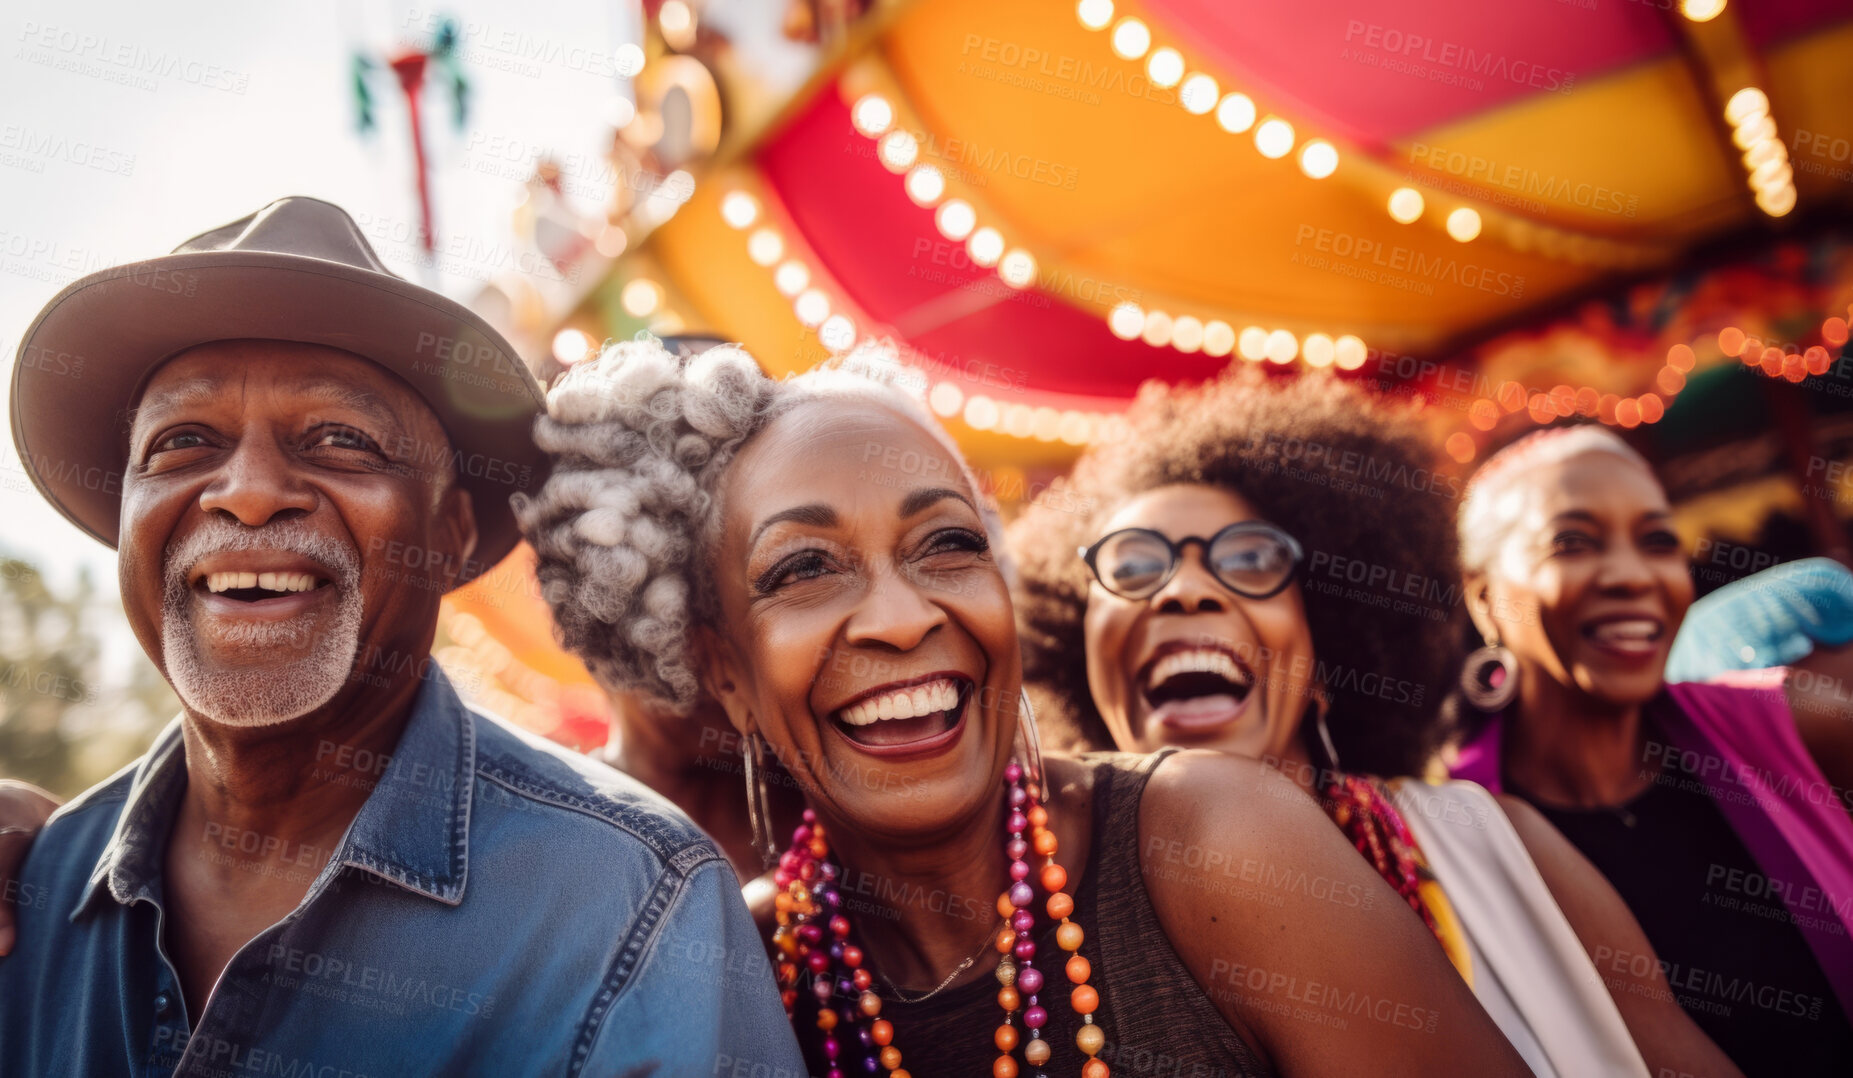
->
[1452, 672, 1853, 1025]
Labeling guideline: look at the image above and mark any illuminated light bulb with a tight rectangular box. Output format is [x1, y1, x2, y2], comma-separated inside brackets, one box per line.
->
[1681, 0, 1726, 21]
[1110, 18, 1151, 59]
[1446, 207, 1482, 242]
[852, 95, 894, 137]
[607, 96, 637, 129]
[1759, 347, 1784, 376]
[964, 395, 999, 430]
[1108, 302, 1145, 340]
[794, 288, 831, 327]
[998, 249, 1038, 289]
[1718, 326, 1746, 355]
[1667, 344, 1696, 372]
[1805, 346, 1831, 376]
[614, 42, 645, 78]
[1179, 74, 1219, 115]
[551, 328, 593, 365]
[1031, 407, 1063, 442]
[1498, 381, 1528, 412]
[1388, 187, 1425, 224]
[1640, 394, 1666, 422]
[1146, 48, 1184, 88]
[1216, 93, 1257, 133]
[620, 278, 662, 317]
[720, 191, 759, 229]
[1743, 137, 1785, 169]
[1656, 367, 1687, 395]
[1077, 0, 1115, 31]
[1782, 353, 1807, 382]
[905, 164, 946, 205]
[1299, 140, 1338, 179]
[594, 224, 629, 258]
[1824, 318, 1849, 347]
[1004, 404, 1036, 438]
[1596, 394, 1620, 424]
[1334, 335, 1367, 371]
[967, 227, 1004, 267]
[1550, 384, 1576, 416]
[1755, 184, 1796, 217]
[1733, 116, 1777, 153]
[1264, 329, 1298, 364]
[1238, 326, 1269, 361]
[1171, 316, 1205, 353]
[1724, 87, 1769, 126]
[1141, 311, 1175, 348]
[1575, 387, 1600, 416]
[929, 381, 964, 417]
[1255, 118, 1294, 159]
[1302, 333, 1335, 367]
[1469, 400, 1499, 431]
[659, 1, 694, 39]
[818, 315, 858, 353]
[878, 130, 918, 172]
[773, 260, 810, 296]
[1527, 394, 1554, 425]
[935, 199, 976, 241]
[1749, 158, 1792, 190]
[1202, 320, 1236, 357]
[747, 227, 784, 266]
[1058, 411, 1092, 445]
[1445, 432, 1476, 464]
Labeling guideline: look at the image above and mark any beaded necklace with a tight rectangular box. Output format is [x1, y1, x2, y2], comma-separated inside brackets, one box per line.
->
[771, 759, 1110, 1078]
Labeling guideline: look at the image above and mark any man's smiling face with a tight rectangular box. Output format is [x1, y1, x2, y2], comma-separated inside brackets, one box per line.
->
[119, 339, 477, 728]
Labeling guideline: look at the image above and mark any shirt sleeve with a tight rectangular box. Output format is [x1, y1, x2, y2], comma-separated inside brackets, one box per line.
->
[581, 856, 808, 1078]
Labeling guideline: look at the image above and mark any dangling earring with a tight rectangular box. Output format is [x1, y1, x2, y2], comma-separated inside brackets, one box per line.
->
[1460, 637, 1520, 712]
[742, 732, 779, 869]
[1311, 701, 1343, 775]
[1015, 690, 1047, 792]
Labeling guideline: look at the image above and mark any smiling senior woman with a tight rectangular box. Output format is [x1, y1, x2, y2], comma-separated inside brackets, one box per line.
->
[514, 340, 1528, 1077]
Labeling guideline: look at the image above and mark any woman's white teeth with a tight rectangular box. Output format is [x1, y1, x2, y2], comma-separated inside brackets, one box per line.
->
[839, 680, 961, 727]
[1590, 619, 1660, 643]
[206, 570, 320, 594]
[1146, 648, 1249, 691]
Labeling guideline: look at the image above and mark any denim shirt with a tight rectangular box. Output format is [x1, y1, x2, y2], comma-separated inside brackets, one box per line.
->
[0, 668, 806, 1078]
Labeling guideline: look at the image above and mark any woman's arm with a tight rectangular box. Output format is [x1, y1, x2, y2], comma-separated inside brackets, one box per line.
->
[0, 780, 60, 956]
[1497, 793, 1744, 1078]
[1140, 751, 1529, 1077]
[1783, 651, 1853, 820]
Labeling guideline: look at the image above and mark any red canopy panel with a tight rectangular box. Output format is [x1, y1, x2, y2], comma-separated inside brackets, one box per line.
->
[757, 88, 1230, 398]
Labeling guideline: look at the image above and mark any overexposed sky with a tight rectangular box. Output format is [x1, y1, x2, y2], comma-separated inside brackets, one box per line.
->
[0, 0, 810, 604]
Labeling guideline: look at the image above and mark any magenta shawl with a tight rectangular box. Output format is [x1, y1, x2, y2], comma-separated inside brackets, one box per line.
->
[1452, 667, 1853, 1025]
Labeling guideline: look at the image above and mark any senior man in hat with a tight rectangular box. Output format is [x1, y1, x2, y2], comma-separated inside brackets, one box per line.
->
[0, 197, 805, 1077]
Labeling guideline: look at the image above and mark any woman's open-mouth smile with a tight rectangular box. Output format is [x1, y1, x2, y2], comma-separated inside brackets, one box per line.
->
[826, 673, 974, 760]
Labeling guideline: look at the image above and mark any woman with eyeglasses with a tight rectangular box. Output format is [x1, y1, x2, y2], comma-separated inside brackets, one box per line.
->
[1010, 368, 1742, 1078]
[516, 341, 1532, 1077]
[1449, 426, 1853, 1077]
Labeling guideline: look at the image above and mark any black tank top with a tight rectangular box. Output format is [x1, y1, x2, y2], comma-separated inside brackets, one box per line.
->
[1514, 704, 1853, 1078]
[793, 750, 1273, 1077]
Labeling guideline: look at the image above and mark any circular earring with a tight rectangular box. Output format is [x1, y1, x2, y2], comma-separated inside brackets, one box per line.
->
[1460, 641, 1520, 712]
[742, 732, 779, 868]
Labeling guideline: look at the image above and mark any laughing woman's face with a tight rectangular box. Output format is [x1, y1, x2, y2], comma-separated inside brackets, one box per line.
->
[1474, 452, 1693, 708]
[701, 398, 1020, 842]
[1081, 483, 1318, 763]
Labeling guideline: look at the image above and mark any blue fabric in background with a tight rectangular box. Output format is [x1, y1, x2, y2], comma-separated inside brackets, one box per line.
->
[1667, 557, 1853, 682]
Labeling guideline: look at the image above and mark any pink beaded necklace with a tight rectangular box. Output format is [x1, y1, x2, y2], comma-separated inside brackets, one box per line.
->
[771, 759, 1110, 1078]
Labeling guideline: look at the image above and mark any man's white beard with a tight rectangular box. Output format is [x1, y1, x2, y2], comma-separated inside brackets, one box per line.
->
[161, 518, 364, 727]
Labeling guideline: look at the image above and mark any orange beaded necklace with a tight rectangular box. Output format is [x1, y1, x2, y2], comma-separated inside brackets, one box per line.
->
[771, 758, 1110, 1078]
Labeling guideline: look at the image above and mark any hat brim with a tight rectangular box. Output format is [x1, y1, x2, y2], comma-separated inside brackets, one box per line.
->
[11, 251, 549, 587]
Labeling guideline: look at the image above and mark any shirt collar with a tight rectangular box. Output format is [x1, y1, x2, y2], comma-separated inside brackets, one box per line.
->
[73, 667, 477, 921]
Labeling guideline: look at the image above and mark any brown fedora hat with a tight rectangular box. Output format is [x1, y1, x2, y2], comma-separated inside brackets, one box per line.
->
[10, 196, 549, 586]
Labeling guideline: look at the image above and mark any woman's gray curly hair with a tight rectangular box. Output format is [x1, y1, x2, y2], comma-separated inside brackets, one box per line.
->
[514, 337, 999, 714]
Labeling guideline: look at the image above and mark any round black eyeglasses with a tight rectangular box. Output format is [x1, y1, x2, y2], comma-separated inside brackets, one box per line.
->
[1078, 521, 1304, 601]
